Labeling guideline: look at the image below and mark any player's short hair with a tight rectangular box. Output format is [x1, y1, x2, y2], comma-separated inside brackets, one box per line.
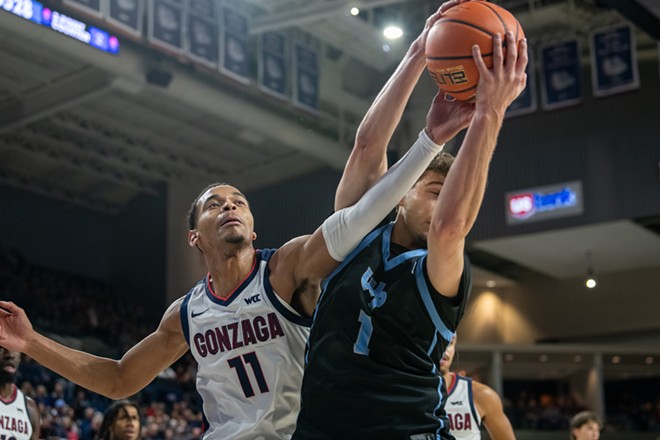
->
[418, 152, 454, 183]
[569, 411, 602, 440]
[187, 182, 230, 230]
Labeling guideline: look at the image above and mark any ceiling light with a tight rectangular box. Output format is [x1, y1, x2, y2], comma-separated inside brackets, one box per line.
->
[612, 355, 621, 364]
[585, 251, 597, 289]
[574, 355, 582, 362]
[486, 280, 496, 288]
[645, 356, 654, 365]
[383, 26, 403, 40]
[382, 43, 391, 53]
[350, 7, 360, 16]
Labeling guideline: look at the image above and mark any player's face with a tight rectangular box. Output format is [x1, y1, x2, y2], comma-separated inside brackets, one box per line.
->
[399, 171, 445, 247]
[0, 347, 20, 382]
[111, 406, 141, 440]
[193, 185, 255, 249]
[572, 421, 601, 440]
[439, 337, 456, 375]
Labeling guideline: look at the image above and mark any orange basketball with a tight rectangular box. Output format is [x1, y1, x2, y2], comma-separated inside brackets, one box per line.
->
[425, 0, 524, 101]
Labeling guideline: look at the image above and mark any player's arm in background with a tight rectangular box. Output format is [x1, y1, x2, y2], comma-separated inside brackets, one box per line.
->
[334, 0, 470, 211]
[26, 396, 40, 440]
[0, 298, 189, 399]
[473, 381, 516, 440]
[425, 31, 528, 297]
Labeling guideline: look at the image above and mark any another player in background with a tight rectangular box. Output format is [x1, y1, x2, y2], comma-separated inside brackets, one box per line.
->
[293, 27, 528, 440]
[96, 400, 141, 440]
[569, 411, 602, 440]
[0, 347, 40, 440]
[441, 336, 515, 440]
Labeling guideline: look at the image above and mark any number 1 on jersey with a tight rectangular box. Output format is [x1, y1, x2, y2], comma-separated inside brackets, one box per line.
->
[228, 351, 269, 398]
[353, 310, 373, 356]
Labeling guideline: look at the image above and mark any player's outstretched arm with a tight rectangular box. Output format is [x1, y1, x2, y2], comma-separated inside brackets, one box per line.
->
[426, 31, 527, 297]
[334, 0, 468, 211]
[0, 299, 189, 399]
[473, 381, 516, 440]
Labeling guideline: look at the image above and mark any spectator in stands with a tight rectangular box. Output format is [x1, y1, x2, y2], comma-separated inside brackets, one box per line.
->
[570, 411, 602, 440]
[97, 401, 142, 440]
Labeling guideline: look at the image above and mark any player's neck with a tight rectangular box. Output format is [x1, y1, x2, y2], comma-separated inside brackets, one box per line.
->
[207, 247, 257, 297]
[443, 371, 455, 390]
[391, 218, 422, 250]
[0, 382, 14, 399]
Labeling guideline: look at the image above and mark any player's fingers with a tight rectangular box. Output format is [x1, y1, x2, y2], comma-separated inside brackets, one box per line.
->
[516, 38, 529, 75]
[492, 33, 503, 73]
[504, 31, 517, 70]
[472, 44, 488, 75]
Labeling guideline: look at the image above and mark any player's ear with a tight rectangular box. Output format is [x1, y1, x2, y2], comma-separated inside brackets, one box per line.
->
[252, 232, 257, 242]
[188, 230, 199, 247]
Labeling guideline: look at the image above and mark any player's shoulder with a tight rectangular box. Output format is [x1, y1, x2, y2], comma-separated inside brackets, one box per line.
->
[471, 379, 504, 413]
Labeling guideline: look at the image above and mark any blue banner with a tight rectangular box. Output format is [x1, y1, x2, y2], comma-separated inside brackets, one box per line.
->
[107, 0, 142, 38]
[220, 6, 250, 84]
[186, 0, 217, 68]
[540, 39, 583, 110]
[506, 48, 537, 118]
[259, 31, 288, 100]
[148, 0, 184, 53]
[590, 24, 639, 97]
[293, 43, 319, 113]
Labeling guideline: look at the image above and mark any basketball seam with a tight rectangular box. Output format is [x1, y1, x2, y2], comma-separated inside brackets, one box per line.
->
[427, 53, 493, 61]
[479, 2, 509, 35]
[436, 18, 493, 37]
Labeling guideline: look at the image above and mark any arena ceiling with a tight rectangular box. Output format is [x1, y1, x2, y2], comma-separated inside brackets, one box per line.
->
[0, 0, 659, 286]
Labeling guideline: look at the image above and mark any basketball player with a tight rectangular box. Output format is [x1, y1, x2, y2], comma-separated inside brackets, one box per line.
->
[0, 53, 472, 439]
[569, 411, 602, 440]
[0, 347, 40, 440]
[96, 400, 141, 440]
[441, 337, 515, 440]
[293, 30, 528, 439]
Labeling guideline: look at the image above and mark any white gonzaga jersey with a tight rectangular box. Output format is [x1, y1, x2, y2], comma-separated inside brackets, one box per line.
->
[0, 385, 33, 440]
[445, 374, 482, 440]
[181, 249, 311, 440]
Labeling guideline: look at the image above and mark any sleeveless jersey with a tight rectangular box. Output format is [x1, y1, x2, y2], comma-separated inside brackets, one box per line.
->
[445, 374, 482, 440]
[180, 249, 311, 440]
[0, 384, 33, 440]
[294, 223, 471, 440]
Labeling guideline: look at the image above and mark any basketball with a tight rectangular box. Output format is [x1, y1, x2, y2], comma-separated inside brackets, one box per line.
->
[425, 0, 524, 101]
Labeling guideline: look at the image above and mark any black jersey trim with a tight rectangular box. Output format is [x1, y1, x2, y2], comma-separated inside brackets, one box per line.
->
[204, 251, 262, 306]
[414, 256, 455, 343]
[180, 288, 194, 346]
[262, 249, 313, 327]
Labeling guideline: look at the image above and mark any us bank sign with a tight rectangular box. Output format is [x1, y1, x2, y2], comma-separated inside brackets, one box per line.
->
[506, 181, 583, 225]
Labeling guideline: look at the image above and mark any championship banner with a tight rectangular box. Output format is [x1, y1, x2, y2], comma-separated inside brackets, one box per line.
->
[148, 0, 184, 54]
[107, 0, 143, 38]
[259, 31, 288, 100]
[219, 5, 250, 84]
[506, 48, 537, 118]
[293, 43, 319, 113]
[186, 0, 218, 68]
[63, 0, 103, 17]
[540, 39, 583, 110]
[590, 24, 639, 97]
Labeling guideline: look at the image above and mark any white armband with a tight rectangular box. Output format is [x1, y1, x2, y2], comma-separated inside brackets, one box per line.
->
[323, 130, 444, 261]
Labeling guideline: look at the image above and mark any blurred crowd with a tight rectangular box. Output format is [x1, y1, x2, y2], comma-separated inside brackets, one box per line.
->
[2, 247, 660, 438]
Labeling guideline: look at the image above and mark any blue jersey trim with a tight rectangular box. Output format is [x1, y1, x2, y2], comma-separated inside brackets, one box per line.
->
[432, 363, 446, 439]
[414, 255, 455, 343]
[204, 251, 262, 306]
[381, 223, 426, 270]
[262, 248, 313, 327]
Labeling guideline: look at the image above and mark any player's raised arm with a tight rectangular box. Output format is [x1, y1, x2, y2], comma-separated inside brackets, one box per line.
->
[474, 381, 516, 440]
[0, 299, 189, 399]
[334, 0, 470, 211]
[426, 31, 528, 297]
